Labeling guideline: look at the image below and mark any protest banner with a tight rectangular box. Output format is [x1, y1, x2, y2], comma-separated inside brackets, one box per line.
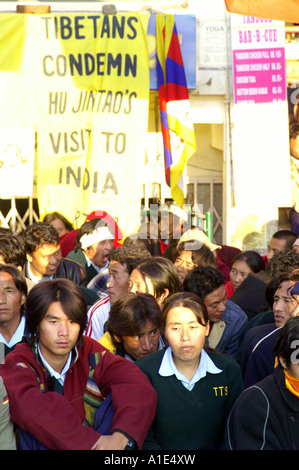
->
[0, 13, 150, 236]
[35, 13, 150, 235]
[0, 13, 196, 234]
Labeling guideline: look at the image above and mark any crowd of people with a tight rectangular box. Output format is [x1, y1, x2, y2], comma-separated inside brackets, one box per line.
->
[1, 204, 299, 450]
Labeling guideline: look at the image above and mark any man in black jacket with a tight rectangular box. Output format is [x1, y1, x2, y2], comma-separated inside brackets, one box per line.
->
[21, 222, 99, 306]
[21, 222, 86, 284]
[226, 317, 299, 450]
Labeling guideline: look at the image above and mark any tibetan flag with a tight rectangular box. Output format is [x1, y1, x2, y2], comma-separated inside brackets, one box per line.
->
[156, 14, 196, 207]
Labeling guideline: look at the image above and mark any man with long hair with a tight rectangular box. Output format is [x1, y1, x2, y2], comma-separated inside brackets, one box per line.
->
[0, 278, 156, 450]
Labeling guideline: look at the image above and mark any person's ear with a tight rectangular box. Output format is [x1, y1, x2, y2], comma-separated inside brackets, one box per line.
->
[21, 293, 26, 306]
[26, 253, 33, 263]
[157, 288, 169, 306]
[279, 355, 287, 369]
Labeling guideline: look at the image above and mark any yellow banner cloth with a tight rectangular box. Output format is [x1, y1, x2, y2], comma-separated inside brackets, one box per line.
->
[0, 13, 150, 235]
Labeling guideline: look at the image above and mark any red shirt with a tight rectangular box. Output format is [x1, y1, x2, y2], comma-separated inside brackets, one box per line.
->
[0, 338, 156, 450]
[225, 280, 235, 299]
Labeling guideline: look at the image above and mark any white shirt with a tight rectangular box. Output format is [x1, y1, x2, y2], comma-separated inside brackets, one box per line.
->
[0, 315, 26, 348]
[37, 343, 72, 386]
[159, 346, 222, 391]
[83, 252, 109, 274]
[27, 262, 53, 284]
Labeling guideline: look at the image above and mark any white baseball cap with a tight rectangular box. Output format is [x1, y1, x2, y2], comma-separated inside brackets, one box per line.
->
[179, 228, 221, 251]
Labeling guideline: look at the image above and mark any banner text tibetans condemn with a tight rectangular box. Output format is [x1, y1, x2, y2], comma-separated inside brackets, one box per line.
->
[41, 15, 139, 78]
[41, 15, 139, 40]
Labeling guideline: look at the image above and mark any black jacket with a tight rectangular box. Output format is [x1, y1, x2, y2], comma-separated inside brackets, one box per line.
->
[23, 258, 99, 307]
[226, 363, 299, 450]
[23, 257, 86, 286]
[54, 257, 87, 285]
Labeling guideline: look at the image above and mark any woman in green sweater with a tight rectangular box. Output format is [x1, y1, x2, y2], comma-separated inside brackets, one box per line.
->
[137, 292, 243, 450]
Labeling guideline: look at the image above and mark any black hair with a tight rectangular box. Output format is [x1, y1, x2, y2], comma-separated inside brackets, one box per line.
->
[0, 264, 27, 316]
[21, 222, 60, 254]
[274, 317, 299, 369]
[271, 230, 297, 250]
[231, 250, 265, 274]
[42, 211, 74, 232]
[132, 256, 180, 302]
[183, 265, 225, 299]
[265, 270, 299, 308]
[161, 291, 209, 333]
[110, 244, 151, 275]
[107, 292, 161, 354]
[75, 218, 114, 250]
[266, 250, 299, 278]
[176, 240, 217, 268]
[0, 263, 28, 295]
[25, 279, 87, 348]
[0, 233, 27, 267]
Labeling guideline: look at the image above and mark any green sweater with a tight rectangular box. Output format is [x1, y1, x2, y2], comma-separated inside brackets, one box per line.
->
[66, 248, 98, 283]
[137, 348, 243, 450]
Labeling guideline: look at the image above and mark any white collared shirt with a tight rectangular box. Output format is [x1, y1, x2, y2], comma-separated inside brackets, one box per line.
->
[159, 346, 222, 391]
[27, 262, 53, 284]
[83, 252, 109, 274]
[37, 343, 72, 386]
[0, 315, 26, 348]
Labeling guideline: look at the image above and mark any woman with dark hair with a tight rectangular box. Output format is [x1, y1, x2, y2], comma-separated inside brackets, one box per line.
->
[128, 256, 180, 307]
[0, 279, 157, 450]
[100, 292, 164, 361]
[226, 316, 299, 450]
[173, 240, 217, 283]
[225, 250, 265, 299]
[43, 211, 74, 238]
[137, 291, 243, 450]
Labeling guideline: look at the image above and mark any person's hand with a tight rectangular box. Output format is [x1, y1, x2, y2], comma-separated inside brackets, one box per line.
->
[91, 432, 129, 450]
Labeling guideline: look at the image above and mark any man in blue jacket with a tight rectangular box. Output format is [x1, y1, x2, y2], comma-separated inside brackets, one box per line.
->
[243, 278, 299, 387]
[183, 266, 248, 358]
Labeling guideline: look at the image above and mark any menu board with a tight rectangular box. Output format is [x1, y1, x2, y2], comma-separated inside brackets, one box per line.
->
[230, 15, 286, 104]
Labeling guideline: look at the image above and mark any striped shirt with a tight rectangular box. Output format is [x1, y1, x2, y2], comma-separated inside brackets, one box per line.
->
[84, 295, 111, 340]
